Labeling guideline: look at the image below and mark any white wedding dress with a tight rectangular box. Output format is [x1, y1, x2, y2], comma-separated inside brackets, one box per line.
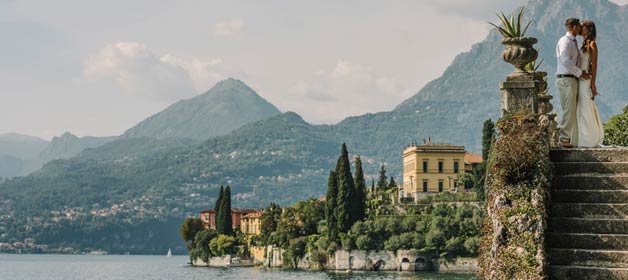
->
[576, 49, 604, 147]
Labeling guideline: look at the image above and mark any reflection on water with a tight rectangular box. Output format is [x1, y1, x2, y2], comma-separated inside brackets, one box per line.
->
[0, 254, 478, 280]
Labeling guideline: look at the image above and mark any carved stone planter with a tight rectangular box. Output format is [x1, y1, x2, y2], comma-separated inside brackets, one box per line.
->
[502, 37, 538, 76]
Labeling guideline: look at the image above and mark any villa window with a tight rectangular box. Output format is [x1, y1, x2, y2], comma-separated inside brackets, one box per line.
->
[438, 180, 444, 192]
[422, 180, 428, 192]
[454, 161, 459, 173]
[438, 161, 444, 173]
[423, 161, 428, 173]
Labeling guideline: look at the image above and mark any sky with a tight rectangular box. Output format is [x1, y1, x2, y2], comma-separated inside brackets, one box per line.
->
[1, 0, 626, 140]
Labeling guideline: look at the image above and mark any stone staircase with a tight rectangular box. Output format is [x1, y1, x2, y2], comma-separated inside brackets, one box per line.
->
[548, 148, 628, 279]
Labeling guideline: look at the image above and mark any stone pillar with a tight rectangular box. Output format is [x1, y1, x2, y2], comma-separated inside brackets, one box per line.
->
[534, 72, 560, 148]
[499, 73, 540, 114]
[500, 71, 560, 148]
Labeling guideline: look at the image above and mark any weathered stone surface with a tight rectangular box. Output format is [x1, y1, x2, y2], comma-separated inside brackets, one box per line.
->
[548, 249, 628, 268]
[553, 174, 628, 190]
[549, 265, 628, 280]
[548, 149, 628, 280]
[550, 203, 628, 219]
[546, 233, 628, 250]
[548, 217, 628, 234]
[555, 162, 628, 176]
[551, 148, 628, 163]
[551, 190, 628, 203]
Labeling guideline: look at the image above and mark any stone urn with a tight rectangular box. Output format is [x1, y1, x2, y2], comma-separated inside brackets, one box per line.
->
[501, 37, 538, 75]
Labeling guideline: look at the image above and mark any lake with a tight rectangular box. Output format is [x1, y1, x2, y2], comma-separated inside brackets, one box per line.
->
[0, 254, 478, 280]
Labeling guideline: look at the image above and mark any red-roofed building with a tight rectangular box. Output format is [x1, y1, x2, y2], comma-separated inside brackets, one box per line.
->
[464, 152, 483, 172]
[199, 208, 260, 231]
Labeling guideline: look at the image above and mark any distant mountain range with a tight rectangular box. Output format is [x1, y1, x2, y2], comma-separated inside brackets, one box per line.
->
[1, 0, 627, 254]
[122, 78, 281, 140]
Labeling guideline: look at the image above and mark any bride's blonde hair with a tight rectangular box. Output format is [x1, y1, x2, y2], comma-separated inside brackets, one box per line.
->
[581, 20, 596, 53]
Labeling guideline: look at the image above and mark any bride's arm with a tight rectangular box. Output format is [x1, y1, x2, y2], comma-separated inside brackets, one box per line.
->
[590, 41, 599, 96]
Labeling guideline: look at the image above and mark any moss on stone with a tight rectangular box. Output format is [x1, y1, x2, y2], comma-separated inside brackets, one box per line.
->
[479, 110, 552, 280]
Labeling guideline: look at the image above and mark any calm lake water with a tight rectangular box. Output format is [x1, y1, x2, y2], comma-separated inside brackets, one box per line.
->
[0, 254, 478, 280]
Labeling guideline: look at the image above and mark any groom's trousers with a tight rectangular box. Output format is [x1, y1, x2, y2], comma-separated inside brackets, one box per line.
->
[557, 77, 579, 145]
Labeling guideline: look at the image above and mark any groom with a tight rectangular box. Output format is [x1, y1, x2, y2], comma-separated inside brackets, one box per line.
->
[556, 18, 590, 148]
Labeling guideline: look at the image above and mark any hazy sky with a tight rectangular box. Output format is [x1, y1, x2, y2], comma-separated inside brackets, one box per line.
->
[1, 0, 626, 140]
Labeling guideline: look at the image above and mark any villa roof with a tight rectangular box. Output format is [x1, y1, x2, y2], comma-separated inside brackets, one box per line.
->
[464, 152, 483, 164]
[199, 208, 260, 214]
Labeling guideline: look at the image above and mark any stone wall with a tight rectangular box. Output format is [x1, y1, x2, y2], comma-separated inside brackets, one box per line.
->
[247, 247, 477, 273]
[432, 257, 478, 273]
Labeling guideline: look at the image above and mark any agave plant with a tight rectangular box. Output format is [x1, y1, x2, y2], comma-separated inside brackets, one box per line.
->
[525, 57, 544, 72]
[489, 7, 532, 38]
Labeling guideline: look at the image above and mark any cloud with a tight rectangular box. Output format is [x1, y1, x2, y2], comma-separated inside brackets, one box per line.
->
[288, 60, 411, 123]
[213, 19, 245, 36]
[84, 42, 224, 101]
[427, 0, 526, 20]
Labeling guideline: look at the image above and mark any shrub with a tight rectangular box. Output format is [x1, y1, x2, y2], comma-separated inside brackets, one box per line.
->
[604, 105, 628, 146]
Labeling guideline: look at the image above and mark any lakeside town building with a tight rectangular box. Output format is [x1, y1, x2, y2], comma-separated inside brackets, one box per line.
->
[400, 139, 482, 202]
[199, 208, 261, 235]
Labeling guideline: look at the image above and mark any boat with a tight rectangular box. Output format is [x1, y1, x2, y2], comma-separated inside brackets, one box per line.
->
[167, 248, 172, 257]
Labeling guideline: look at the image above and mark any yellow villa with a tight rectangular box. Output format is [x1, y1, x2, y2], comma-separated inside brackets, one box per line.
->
[240, 211, 262, 236]
[401, 139, 480, 202]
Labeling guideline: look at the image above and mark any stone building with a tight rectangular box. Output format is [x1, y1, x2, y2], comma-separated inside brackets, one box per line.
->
[240, 211, 262, 235]
[199, 208, 260, 232]
[401, 139, 479, 202]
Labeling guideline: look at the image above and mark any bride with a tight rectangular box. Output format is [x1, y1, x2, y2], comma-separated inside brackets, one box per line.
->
[577, 20, 604, 147]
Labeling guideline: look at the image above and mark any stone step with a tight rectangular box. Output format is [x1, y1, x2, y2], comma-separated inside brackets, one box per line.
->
[551, 148, 628, 163]
[548, 217, 628, 234]
[548, 249, 628, 268]
[547, 233, 628, 250]
[549, 265, 628, 280]
[555, 162, 628, 176]
[550, 203, 628, 219]
[551, 190, 628, 203]
[553, 174, 628, 190]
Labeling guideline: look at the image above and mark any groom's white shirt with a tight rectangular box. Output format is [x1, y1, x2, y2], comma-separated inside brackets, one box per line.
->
[556, 32, 583, 77]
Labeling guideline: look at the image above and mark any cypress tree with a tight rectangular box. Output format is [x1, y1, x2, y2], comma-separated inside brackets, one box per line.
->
[353, 156, 367, 222]
[222, 186, 233, 235]
[371, 179, 375, 193]
[482, 119, 496, 161]
[377, 164, 388, 191]
[388, 176, 397, 190]
[335, 143, 355, 233]
[214, 186, 224, 234]
[325, 171, 339, 240]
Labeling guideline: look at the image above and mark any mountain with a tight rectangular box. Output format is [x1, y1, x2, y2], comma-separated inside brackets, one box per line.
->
[14, 132, 117, 176]
[36, 132, 117, 163]
[2, 0, 628, 253]
[0, 133, 49, 160]
[0, 112, 339, 253]
[333, 0, 628, 165]
[122, 78, 282, 140]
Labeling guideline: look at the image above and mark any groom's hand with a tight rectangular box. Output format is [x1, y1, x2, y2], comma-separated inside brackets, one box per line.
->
[580, 72, 591, 80]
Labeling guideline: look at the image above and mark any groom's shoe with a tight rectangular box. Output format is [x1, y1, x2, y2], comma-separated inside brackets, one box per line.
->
[560, 140, 574, 148]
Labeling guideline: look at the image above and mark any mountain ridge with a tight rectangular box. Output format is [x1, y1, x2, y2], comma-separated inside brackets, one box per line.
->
[121, 78, 282, 140]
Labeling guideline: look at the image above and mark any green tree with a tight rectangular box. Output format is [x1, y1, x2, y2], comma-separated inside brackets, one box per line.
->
[377, 164, 388, 191]
[209, 234, 236, 256]
[325, 171, 339, 241]
[482, 119, 496, 161]
[604, 105, 628, 146]
[214, 186, 225, 234]
[180, 217, 204, 263]
[335, 143, 355, 233]
[258, 202, 282, 245]
[353, 156, 367, 222]
[180, 217, 204, 244]
[192, 230, 216, 262]
[221, 186, 233, 235]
